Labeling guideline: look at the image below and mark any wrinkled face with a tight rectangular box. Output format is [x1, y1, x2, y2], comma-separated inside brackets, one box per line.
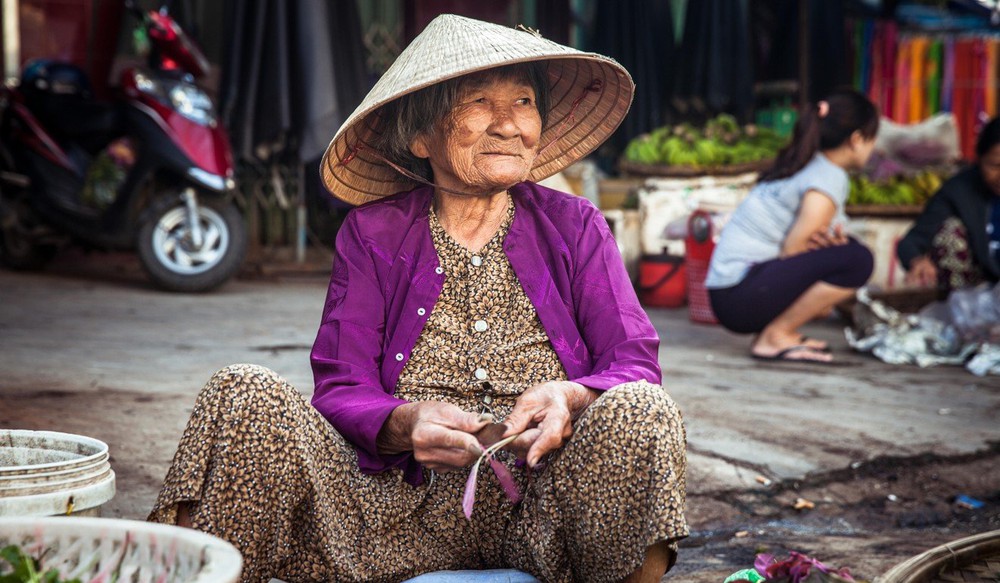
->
[980, 144, 1000, 197]
[410, 77, 543, 196]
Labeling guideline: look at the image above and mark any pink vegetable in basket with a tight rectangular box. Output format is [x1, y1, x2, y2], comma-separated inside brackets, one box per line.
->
[754, 551, 856, 583]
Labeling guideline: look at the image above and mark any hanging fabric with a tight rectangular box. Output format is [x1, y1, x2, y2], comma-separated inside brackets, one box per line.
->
[868, 22, 884, 110]
[942, 37, 955, 113]
[908, 36, 928, 123]
[883, 21, 899, 121]
[588, 0, 675, 159]
[861, 20, 875, 95]
[927, 39, 943, 115]
[894, 38, 910, 123]
[953, 38, 977, 159]
[983, 39, 997, 117]
[974, 38, 988, 133]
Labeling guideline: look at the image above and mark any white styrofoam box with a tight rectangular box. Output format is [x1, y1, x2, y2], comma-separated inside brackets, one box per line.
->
[847, 216, 915, 290]
[638, 172, 757, 255]
[603, 209, 642, 283]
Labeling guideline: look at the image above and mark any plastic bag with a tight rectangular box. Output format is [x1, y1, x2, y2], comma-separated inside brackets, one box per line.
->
[940, 283, 1000, 344]
[866, 113, 960, 180]
[848, 285, 1000, 375]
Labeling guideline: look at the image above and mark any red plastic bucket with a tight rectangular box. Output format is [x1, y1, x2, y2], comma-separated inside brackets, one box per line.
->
[638, 254, 687, 308]
[685, 211, 719, 324]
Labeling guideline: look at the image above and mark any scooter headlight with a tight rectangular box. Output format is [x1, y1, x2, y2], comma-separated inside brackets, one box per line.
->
[168, 84, 215, 126]
[134, 71, 158, 94]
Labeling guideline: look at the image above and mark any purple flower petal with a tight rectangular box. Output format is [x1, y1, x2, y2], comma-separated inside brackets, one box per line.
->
[462, 461, 481, 520]
[488, 457, 522, 504]
[755, 553, 775, 576]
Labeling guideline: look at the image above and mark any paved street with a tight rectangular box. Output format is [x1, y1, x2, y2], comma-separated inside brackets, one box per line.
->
[1, 251, 998, 580]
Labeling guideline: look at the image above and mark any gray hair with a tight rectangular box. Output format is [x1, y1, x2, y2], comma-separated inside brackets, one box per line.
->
[373, 62, 551, 181]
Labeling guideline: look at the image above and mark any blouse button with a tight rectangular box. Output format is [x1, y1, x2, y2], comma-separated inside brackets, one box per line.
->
[471, 255, 483, 267]
[395, 353, 404, 362]
[417, 308, 426, 316]
[435, 266, 444, 274]
[474, 368, 488, 380]
[474, 320, 488, 332]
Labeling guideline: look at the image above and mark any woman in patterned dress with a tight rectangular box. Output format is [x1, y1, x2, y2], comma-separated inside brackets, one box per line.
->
[149, 14, 688, 583]
[898, 117, 1000, 292]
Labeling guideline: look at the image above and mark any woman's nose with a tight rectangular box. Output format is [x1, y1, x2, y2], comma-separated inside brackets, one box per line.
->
[488, 106, 520, 138]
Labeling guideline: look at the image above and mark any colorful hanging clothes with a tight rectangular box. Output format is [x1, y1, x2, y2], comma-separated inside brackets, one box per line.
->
[953, 38, 977, 160]
[942, 37, 955, 113]
[974, 39, 988, 132]
[927, 39, 943, 114]
[844, 20, 1000, 160]
[894, 38, 911, 123]
[883, 21, 898, 121]
[909, 36, 928, 123]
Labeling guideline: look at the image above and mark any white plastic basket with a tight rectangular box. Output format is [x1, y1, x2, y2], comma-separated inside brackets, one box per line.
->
[0, 429, 115, 517]
[0, 517, 242, 583]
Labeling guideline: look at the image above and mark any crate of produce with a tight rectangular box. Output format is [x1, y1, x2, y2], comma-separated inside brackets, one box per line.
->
[619, 114, 786, 178]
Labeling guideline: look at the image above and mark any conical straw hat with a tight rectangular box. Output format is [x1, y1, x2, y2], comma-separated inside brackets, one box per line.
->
[320, 14, 634, 205]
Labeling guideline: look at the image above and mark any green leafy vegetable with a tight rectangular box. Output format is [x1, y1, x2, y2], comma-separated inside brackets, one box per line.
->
[623, 114, 788, 168]
[0, 545, 82, 583]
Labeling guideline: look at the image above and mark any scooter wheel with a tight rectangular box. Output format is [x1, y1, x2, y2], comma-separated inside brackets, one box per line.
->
[137, 194, 247, 292]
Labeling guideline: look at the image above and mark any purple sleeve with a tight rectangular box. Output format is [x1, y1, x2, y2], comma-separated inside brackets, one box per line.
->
[569, 205, 662, 390]
[310, 214, 411, 474]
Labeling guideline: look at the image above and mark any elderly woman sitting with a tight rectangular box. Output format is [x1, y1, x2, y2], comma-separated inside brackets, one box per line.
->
[149, 14, 687, 583]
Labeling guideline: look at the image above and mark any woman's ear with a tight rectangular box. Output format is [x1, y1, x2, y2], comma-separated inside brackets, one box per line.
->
[409, 134, 430, 159]
[849, 130, 866, 150]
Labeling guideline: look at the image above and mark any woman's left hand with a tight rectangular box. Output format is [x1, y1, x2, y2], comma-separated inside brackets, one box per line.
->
[806, 224, 850, 250]
[501, 381, 598, 468]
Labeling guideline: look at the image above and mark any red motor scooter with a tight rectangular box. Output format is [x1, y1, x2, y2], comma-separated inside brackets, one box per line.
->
[0, 1, 246, 292]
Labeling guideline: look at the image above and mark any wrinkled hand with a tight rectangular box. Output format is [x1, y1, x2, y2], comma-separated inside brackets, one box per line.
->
[905, 255, 938, 288]
[377, 401, 491, 473]
[500, 381, 598, 468]
[807, 224, 849, 250]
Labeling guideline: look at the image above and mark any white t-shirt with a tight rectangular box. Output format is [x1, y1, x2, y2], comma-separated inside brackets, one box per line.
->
[705, 154, 849, 289]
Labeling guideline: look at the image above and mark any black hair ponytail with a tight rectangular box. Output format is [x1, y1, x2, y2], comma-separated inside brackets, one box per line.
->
[758, 89, 879, 183]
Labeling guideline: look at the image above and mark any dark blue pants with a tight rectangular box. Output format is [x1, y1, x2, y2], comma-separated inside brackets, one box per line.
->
[708, 239, 874, 334]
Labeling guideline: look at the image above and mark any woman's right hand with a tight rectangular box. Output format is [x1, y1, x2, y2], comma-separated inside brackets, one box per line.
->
[905, 255, 938, 287]
[376, 401, 491, 472]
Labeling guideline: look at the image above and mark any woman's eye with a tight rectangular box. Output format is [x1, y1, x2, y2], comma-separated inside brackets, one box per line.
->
[517, 97, 533, 105]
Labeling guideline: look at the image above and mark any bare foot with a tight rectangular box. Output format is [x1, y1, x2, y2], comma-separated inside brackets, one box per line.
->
[751, 333, 834, 363]
[798, 336, 830, 352]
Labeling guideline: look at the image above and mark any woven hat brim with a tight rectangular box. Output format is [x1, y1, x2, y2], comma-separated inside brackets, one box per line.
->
[320, 17, 634, 206]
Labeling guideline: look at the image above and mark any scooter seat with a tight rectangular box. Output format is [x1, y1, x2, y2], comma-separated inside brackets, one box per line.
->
[55, 101, 123, 137]
[28, 94, 124, 153]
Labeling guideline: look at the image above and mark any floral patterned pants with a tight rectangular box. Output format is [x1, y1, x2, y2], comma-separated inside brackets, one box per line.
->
[148, 364, 688, 583]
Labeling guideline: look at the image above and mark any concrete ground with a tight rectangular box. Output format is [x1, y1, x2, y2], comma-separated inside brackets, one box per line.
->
[1, 250, 998, 581]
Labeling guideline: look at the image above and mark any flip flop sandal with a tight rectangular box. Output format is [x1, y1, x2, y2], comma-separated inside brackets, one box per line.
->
[800, 336, 832, 353]
[751, 345, 835, 364]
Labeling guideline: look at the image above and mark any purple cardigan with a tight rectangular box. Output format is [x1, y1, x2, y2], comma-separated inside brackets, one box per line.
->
[310, 181, 661, 485]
